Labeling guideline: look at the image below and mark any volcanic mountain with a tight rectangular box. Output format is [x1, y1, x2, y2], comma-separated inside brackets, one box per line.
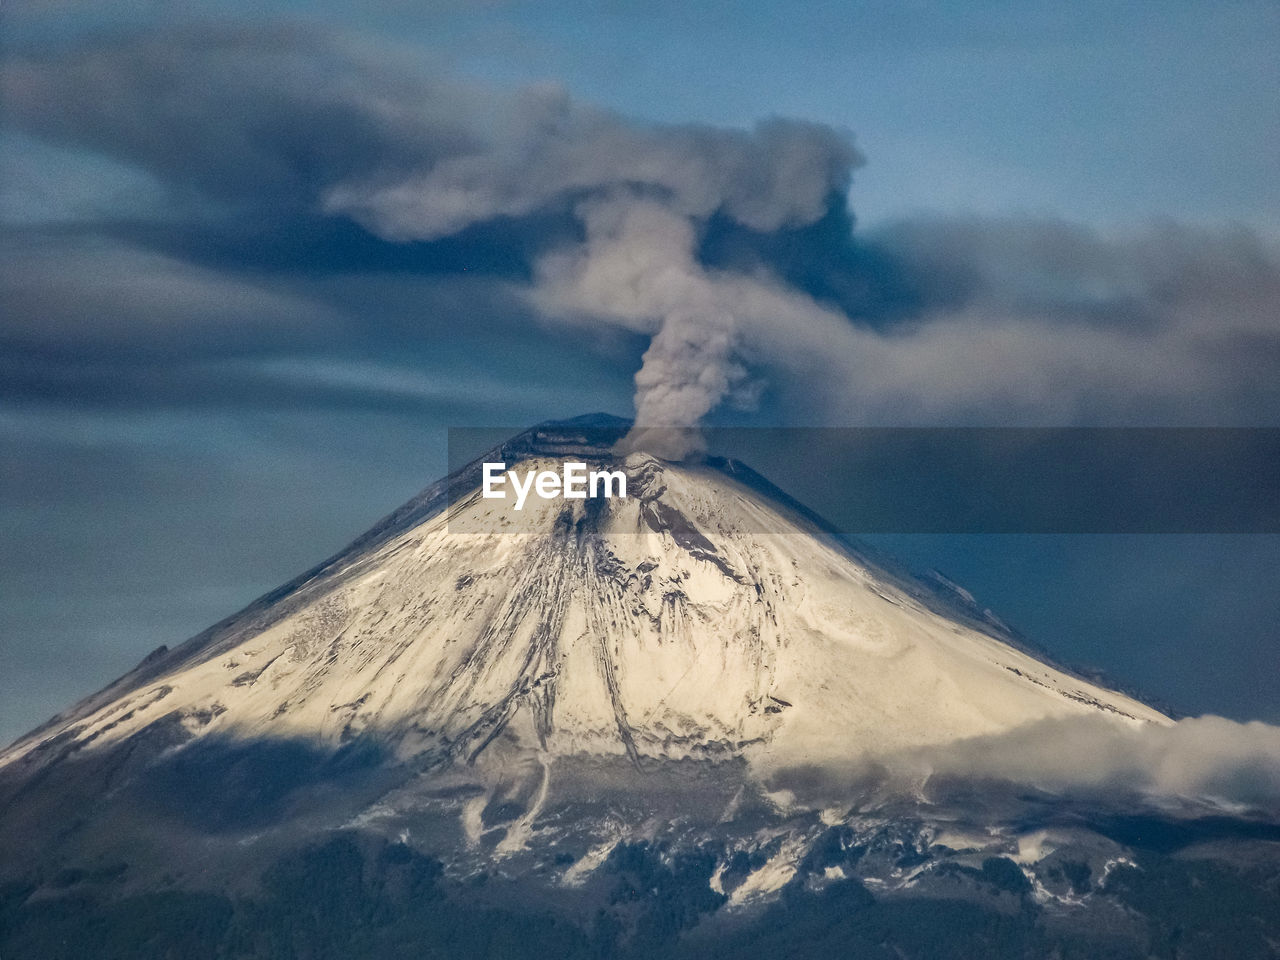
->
[2, 415, 1275, 960]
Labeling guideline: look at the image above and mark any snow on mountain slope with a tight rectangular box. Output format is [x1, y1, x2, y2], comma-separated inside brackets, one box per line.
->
[5, 418, 1276, 960]
[0, 419, 1167, 790]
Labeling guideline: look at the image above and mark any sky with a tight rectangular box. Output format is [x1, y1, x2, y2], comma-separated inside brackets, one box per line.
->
[1, 0, 1278, 744]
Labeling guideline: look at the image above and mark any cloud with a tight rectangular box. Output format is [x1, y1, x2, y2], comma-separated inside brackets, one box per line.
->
[529, 197, 851, 451]
[312, 68, 862, 451]
[1, 25, 861, 444]
[327, 90, 859, 240]
[800, 219, 1280, 424]
[1, 24, 858, 234]
[3, 23, 1280, 436]
[922, 714, 1280, 812]
[769, 714, 1280, 815]
[0, 25, 471, 212]
[0, 234, 342, 356]
[683, 216, 1280, 427]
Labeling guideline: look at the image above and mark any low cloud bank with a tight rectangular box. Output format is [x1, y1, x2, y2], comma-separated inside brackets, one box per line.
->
[771, 715, 1280, 815]
[922, 714, 1280, 809]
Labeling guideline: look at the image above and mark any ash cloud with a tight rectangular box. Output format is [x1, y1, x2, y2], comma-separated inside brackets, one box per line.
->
[1, 26, 860, 450]
[527, 197, 850, 454]
[317, 81, 861, 453]
[836, 218, 1280, 423]
[3, 23, 1280, 436]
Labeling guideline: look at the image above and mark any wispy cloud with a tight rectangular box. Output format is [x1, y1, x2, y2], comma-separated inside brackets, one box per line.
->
[770, 714, 1280, 815]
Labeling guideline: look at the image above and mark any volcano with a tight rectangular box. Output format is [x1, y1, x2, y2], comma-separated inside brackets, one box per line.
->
[1, 415, 1276, 960]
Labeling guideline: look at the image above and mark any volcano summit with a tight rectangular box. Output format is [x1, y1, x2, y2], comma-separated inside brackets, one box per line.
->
[1, 415, 1276, 960]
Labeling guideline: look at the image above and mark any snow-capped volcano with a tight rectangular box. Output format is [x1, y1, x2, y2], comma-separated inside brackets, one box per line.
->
[10, 417, 1280, 960]
[1, 415, 1165, 784]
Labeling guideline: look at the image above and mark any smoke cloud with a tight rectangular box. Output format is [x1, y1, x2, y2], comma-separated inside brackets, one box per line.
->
[323, 101, 861, 454]
[527, 197, 852, 454]
[1, 27, 862, 452]
[4, 24, 1280, 439]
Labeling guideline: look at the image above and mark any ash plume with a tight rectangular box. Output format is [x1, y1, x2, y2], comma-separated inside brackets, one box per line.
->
[4, 24, 1280, 435]
[326, 105, 863, 456]
[1, 26, 860, 454]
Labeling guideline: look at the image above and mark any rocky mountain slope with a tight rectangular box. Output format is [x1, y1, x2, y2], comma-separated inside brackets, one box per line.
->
[1, 415, 1275, 960]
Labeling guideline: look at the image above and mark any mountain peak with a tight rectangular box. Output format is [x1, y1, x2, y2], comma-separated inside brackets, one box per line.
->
[1, 422, 1166, 787]
[0, 419, 1201, 945]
